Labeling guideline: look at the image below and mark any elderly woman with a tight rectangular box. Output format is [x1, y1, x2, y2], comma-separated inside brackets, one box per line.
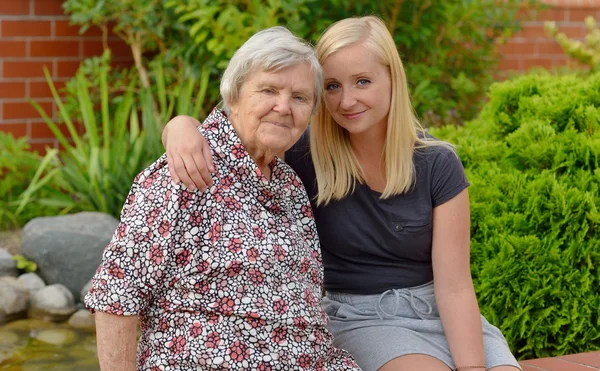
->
[85, 27, 360, 370]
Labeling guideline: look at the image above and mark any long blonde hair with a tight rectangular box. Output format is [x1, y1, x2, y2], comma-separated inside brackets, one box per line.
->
[311, 16, 451, 206]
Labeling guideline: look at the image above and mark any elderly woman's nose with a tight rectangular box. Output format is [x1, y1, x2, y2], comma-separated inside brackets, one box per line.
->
[273, 95, 292, 115]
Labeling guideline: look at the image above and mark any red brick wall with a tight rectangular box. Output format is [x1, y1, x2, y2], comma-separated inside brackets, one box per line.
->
[0, 0, 130, 153]
[499, 0, 600, 71]
[0, 0, 599, 151]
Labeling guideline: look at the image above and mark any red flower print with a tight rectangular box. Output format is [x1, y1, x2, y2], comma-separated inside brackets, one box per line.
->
[106, 261, 124, 279]
[297, 354, 312, 368]
[246, 248, 259, 262]
[149, 244, 164, 264]
[189, 321, 203, 338]
[214, 296, 236, 315]
[253, 226, 266, 240]
[175, 249, 192, 267]
[178, 190, 194, 209]
[224, 196, 242, 211]
[207, 313, 221, 325]
[226, 260, 242, 277]
[146, 208, 160, 226]
[221, 175, 233, 190]
[158, 318, 169, 331]
[304, 288, 317, 306]
[315, 358, 325, 371]
[195, 281, 210, 294]
[107, 302, 123, 315]
[227, 238, 243, 254]
[231, 143, 245, 159]
[116, 223, 127, 240]
[257, 362, 272, 371]
[141, 171, 158, 188]
[209, 222, 221, 242]
[247, 312, 266, 328]
[271, 326, 287, 344]
[248, 268, 264, 285]
[273, 298, 288, 315]
[299, 258, 310, 274]
[189, 210, 203, 227]
[205, 331, 221, 348]
[167, 335, 186, 355]
[301, 205, 313, 218]
[158, 219, 172, 238]
[228, 340, 250, 362]
[273, 245, 286, 261]
[294, 316, 308, 330]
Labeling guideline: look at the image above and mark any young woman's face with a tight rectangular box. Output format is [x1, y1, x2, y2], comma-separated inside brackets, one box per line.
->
[321, 42, 392, 137]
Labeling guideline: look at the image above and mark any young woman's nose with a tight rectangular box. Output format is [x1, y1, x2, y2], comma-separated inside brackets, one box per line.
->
[339, 89, 357, 110]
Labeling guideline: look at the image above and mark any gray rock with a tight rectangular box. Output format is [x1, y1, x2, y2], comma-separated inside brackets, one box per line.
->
[29, 284, 77, 322]
[0, 248, 18, 277]
[0, 277, 28, 325]
[20, 212, 119, 299]
[67, 309, 95, 331]
[17, 272, 46, 296]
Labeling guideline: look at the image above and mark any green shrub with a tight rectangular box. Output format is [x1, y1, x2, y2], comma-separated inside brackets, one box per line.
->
[431, 72, 600, 359]
[546, 16, 600, 72]
[0, 133, 61, 230]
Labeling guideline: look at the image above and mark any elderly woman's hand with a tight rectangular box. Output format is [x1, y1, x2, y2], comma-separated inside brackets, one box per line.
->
[162, 115, 214, 191]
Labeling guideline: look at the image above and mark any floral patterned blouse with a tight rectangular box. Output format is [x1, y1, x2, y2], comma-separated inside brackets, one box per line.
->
[85, 108, 360, 370]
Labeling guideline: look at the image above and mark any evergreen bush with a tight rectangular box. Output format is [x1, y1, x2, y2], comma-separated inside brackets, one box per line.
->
[431, 72, 600, 359]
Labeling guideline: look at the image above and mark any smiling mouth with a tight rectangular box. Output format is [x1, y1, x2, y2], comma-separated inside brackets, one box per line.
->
[266, 121, 290, 128]
[341, 110, 366, 120]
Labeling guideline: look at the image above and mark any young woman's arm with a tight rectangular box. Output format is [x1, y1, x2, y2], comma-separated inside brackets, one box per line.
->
[162, 115, 213, 191]
[95, 312, 138, 371]
[432, 189, 487, 369]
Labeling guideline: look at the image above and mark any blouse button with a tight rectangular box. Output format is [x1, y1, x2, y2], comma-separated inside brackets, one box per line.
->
[393, 223, 403, 232]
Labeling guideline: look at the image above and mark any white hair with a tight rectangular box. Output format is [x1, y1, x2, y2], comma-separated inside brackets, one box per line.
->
[220, 26, 323, 114]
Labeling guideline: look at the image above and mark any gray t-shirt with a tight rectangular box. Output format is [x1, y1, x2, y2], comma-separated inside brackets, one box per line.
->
[286, 130, 469, 294]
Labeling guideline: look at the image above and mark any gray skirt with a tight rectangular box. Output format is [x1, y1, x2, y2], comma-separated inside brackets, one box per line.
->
[322, 282, 521, 371]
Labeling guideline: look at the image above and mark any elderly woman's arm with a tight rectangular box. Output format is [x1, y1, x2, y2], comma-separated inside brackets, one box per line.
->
[162, 115, 213, 191]
[95, 312, 137, 371]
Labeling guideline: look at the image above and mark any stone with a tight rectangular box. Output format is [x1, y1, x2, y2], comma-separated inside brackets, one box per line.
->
[0, 276, 28, 325]
[0, 229, 21, 255]
[20, 212, 119, 299]
[29, 284, 77, 322]
[0, 247, 18, 277]
[67, 309, 95, 331]
[3, 318, 54, 332]
[35, 328, 78, 346]
[17, 272, 46, 296]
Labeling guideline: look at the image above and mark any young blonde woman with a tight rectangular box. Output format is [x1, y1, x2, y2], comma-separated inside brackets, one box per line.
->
[161, 16, 521, 371]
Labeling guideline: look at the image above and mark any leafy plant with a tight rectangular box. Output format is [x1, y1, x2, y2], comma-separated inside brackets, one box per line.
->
[0, 132, 60, 230]
[545, 16, 600, 72]
[431, 71, 600, 359]
[25, 51, 210, 217]
[12, 254, 37, 273]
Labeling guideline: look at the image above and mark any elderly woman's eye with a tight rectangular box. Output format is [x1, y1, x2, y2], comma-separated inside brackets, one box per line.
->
[262, 88, 275, 94]
[294, 95, 308, 103]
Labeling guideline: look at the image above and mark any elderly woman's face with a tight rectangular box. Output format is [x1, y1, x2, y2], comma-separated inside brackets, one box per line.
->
[229, 63, 315, 155]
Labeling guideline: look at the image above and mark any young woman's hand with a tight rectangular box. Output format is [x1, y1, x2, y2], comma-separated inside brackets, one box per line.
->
[162, 115, 214, 191]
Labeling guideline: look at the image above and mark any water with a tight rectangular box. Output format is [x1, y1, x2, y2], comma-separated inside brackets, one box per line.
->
[0, 319, 99, 371]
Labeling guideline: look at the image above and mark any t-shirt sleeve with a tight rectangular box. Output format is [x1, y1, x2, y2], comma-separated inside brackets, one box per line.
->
[430, 146, 470, 208]
[84, 154, 190, 316]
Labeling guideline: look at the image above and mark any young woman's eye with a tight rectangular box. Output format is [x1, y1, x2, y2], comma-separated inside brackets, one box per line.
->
[325, 83, 340, 91]
[357, 79, 371, 86]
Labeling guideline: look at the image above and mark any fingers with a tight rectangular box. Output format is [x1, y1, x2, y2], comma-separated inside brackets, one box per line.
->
[191, 150, 213, 190]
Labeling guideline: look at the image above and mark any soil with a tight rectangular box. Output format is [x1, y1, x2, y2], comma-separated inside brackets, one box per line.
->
[0, 229, 22, 255]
